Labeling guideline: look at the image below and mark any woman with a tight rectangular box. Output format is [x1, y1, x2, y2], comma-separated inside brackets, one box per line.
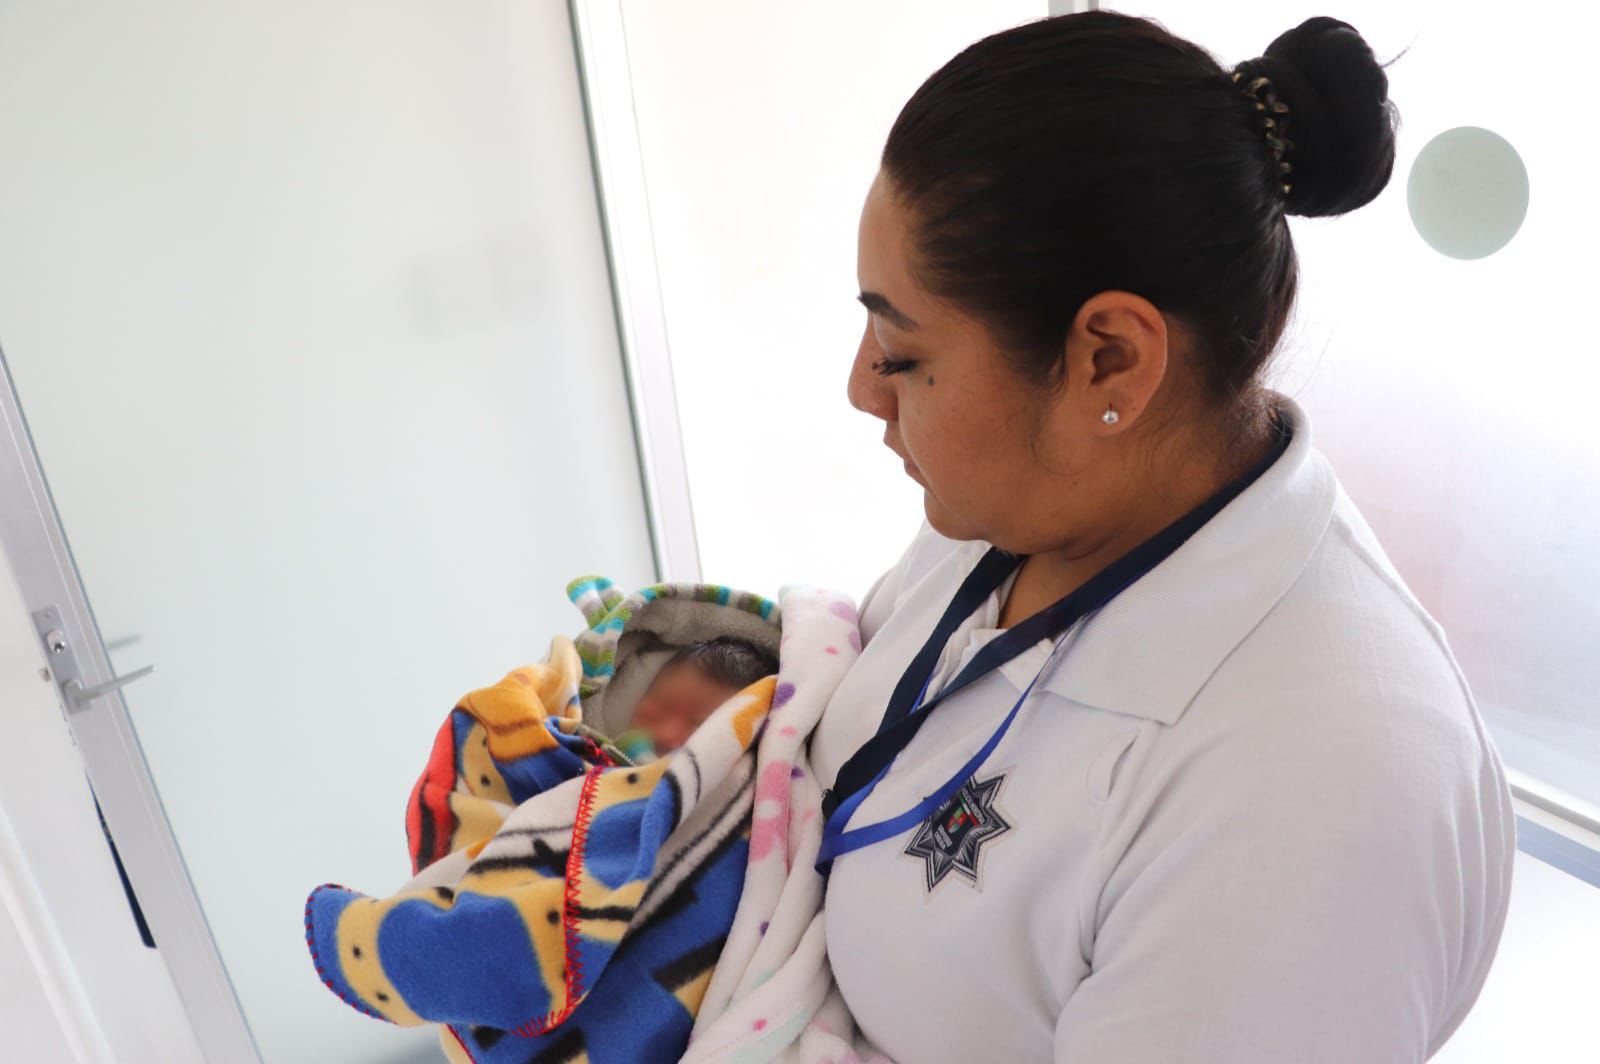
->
[811, 12, 1513, 1063]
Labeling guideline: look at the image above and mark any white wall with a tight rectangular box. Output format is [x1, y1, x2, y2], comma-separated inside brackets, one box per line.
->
[0, 895, 80, 1064]
[0, 2, 654, 1060]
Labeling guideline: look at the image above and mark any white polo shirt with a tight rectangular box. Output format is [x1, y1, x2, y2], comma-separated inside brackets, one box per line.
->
[812, 397, 1514, 1063]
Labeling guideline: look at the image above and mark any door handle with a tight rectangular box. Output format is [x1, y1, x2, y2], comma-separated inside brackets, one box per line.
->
[32, 605, 155, 714]
[62, 665, 156, 710]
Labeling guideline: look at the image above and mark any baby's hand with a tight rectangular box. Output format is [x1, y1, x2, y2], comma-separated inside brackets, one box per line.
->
[614, 728, 657, 762]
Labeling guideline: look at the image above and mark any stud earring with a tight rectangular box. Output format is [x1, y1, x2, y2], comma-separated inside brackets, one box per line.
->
[1102, 406, 1120, 426]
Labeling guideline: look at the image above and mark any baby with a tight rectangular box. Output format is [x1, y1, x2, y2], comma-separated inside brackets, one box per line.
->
[618, 637, 778, 757]
[307, 584, 798, 1061]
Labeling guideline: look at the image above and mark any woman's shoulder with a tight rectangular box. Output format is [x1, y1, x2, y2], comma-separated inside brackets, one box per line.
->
[1272, 486, 1471, 709]
[1104, 490, 1513, 891]
[1177, 485, 1502, 796]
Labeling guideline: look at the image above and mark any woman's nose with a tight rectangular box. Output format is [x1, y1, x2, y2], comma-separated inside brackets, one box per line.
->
[847, 326, 896, 421]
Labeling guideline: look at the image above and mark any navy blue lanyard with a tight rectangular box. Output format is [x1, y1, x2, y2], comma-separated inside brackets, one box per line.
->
[816, 420, 1292, 875]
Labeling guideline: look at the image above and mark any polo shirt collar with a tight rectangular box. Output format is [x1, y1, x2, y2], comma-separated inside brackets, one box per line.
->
[1015, 394, 1336, 726]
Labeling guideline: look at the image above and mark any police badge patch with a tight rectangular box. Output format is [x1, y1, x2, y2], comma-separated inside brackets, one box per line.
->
[903, 772, 1012, 893]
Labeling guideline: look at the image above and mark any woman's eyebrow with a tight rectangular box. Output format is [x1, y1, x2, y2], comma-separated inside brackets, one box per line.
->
[858, 291, 919, 331]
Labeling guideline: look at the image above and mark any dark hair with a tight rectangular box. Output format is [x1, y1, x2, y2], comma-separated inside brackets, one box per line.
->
[662, 637, 778, 691]
[881, 12, 1397, 408]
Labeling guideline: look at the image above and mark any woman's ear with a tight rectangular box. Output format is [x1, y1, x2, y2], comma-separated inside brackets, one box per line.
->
[1062, 290, 1169, 428]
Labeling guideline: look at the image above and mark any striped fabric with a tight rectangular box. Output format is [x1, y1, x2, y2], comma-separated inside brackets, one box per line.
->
[568, 575, 779, 688]
[567, 575, 782, 738]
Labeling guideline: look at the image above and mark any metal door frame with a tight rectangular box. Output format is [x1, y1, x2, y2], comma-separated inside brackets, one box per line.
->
[569, 0, 702, 585]
[0, 348, 260, 1062]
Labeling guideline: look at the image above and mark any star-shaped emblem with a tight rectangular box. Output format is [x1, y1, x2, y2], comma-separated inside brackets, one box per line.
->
[903, 772, 1011, 893]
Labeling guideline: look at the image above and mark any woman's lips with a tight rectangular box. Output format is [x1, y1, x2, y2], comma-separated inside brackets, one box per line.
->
[887, 439, 922, 481]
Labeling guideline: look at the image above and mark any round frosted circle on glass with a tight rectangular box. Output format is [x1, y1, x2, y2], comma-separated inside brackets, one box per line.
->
[1407, 126, 1529, 260]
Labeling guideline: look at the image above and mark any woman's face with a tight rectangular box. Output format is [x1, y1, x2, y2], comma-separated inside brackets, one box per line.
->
[849, 171, 1106, 552]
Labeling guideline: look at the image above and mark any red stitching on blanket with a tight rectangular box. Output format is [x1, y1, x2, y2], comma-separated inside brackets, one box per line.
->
[303, 882, 389, 1023]
[512, 764, 604, 1039]
[446, 1025, 479, 1063]
[582, 736, 615, 768]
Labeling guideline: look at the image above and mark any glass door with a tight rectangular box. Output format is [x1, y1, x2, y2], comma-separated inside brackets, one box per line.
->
[0, 3, 657, 1060]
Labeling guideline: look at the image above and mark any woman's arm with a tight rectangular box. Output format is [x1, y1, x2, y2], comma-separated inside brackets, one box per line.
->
[1054, 690, 1512, 1063]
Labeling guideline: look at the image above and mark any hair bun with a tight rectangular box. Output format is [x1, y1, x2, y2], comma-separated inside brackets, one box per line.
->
[1235, 17, 1397, 218]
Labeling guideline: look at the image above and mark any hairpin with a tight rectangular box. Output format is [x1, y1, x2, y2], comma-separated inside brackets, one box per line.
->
[1232, 70, 1293, 196]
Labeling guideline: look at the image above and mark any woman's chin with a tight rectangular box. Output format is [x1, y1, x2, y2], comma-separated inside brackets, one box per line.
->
[922, 495, 978, 544]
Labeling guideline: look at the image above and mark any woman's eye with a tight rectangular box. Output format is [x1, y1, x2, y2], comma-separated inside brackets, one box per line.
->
[872, 356, 917, 377]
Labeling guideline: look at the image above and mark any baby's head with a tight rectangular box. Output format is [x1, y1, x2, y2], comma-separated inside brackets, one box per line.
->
[628, 637, 778, 753]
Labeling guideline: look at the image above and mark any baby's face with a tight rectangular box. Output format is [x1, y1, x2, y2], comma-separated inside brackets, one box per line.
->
[629, 663, 739, 753]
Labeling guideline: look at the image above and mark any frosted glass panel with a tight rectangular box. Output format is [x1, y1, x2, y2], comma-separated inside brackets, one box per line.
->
[1115, 1, 1600, 809]
[619, 0, 1043, 599]
[0, 2, 654, 1061]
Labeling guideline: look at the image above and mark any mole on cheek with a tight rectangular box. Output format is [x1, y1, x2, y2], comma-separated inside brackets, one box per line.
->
[926, 375, 935, 386]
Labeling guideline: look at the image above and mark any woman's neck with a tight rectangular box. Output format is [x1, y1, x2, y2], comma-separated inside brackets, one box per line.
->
[996, 415, 1278, 629]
